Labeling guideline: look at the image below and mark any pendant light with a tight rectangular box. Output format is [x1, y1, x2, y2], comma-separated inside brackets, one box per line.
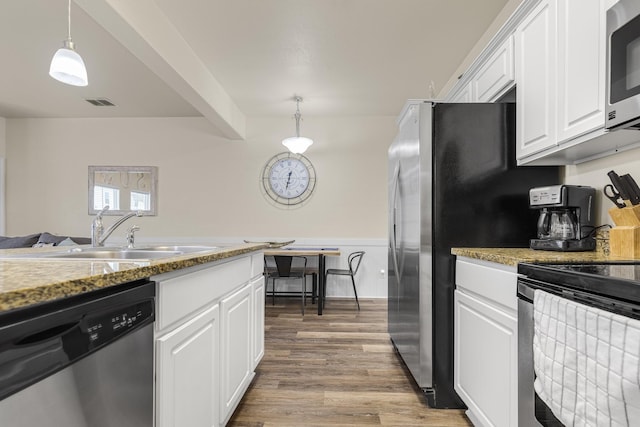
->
[282, 97, 313, 154]
[49, 0, 88, 86]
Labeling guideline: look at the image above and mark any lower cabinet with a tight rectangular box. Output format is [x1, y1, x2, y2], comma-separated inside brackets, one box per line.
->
[252, 276, 265, 369]
[220, 282, 253, 424]
[153, 253, 265, 427]
[156, 304, 220, 427]
[454, 257, 518, 427]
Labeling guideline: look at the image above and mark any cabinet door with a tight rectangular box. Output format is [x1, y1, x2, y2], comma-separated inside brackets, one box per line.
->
[252, 276, 265, 369]
[450, 82, 473, 102]
[455, 290, 518, 427]
[556, 0, 606, 142]
[156, 304, 220, 427]
[474, 36, 515, 102]
[515, 0, 557, 159]
[220, 282, 253, 424]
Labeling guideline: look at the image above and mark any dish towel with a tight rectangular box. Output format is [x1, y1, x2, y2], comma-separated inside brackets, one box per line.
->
[533, 289, 640, 427]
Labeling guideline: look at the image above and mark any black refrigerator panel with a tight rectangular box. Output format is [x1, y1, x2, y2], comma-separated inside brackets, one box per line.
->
[430, 102, 560, 408]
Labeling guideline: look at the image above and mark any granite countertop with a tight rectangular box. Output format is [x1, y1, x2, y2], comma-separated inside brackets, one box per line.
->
[0, 243, 268, 314]
[451, 247, 633, 267]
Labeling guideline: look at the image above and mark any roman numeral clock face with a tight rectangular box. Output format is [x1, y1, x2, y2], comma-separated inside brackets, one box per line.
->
[261, 153, 316, 207]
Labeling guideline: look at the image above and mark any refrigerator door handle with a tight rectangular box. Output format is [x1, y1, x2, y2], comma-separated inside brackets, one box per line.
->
[390, 163, 401, 285]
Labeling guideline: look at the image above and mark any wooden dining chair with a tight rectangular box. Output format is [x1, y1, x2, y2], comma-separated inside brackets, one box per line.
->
[323, 251, 364, 310]
[264, 255, 308, 314]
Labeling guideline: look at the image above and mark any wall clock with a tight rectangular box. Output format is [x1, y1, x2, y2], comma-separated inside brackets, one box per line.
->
[261, 152, 316, 207]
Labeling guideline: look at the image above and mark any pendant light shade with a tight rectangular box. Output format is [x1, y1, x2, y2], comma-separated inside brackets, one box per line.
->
[49, 0, 88, 87]
[282, 97, 313, 154]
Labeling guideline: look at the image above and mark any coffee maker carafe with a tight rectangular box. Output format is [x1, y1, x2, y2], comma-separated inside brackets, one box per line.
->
[529, 185, 596, 251]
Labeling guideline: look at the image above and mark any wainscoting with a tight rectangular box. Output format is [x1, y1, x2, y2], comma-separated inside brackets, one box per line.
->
[135, 237, 388, 298]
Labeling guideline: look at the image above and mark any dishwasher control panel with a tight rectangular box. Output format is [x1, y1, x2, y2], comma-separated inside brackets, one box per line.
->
[83, 300, 154, 346]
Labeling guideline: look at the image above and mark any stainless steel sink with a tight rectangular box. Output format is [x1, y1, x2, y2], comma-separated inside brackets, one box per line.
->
[1, 245, 219, 261]
[135, 245, 218, 253]
[45, 249, 183, 260]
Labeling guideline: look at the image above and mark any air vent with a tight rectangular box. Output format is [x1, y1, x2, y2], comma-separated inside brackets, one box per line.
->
[85, 98, 115, 107]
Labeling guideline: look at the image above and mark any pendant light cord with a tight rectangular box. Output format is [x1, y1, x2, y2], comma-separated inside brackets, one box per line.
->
[294, 97, 302, 138]
[67, 0, 72, 41]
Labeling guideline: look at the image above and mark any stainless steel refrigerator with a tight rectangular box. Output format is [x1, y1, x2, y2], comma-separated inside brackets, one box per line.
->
[388, 100, 559, 408]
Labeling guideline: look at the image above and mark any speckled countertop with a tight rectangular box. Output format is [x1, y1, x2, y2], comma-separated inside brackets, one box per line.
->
[451, 247, 634, 267]
[0, 243, 268, 314]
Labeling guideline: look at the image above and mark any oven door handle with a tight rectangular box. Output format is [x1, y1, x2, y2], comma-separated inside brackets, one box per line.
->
[517, 279, 536, 303]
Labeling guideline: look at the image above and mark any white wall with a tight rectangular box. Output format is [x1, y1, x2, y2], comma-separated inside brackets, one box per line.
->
[564, 145, 640, 227]
[5, 115, 394, 297]
[6, 116, 394, 239]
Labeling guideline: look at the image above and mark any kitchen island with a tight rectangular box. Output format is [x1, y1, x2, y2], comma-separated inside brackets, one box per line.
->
[0, 242, 267, 427]
[0, 242, 267, 313]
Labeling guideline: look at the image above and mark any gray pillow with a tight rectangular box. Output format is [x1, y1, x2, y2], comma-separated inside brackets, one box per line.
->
[37, 232, 91, 246]
[0, 233, 41, 249]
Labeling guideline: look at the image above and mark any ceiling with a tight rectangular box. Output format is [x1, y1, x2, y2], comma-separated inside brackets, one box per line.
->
[0, 0, 510, 131]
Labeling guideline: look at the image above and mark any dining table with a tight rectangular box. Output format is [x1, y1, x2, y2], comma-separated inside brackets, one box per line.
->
[263, 247, 341, 315]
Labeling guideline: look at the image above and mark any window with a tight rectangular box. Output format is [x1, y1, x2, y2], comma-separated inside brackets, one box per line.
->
[93, 185, 120, 210]
[131, 191, 151, 211]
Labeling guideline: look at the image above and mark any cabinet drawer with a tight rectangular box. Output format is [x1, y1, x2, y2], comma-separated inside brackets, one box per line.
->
[155, 257, 251, 332]
[455, 257, 517, 312]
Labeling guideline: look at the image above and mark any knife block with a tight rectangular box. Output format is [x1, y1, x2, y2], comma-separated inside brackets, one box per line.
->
[608, 205, 640, 258]
[608, 205, 640, 227]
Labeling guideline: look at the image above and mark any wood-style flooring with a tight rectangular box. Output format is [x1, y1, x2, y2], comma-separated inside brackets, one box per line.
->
[228, 298, 472, 427]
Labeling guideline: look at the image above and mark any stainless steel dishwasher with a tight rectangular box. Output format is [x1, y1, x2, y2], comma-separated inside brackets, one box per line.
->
[0, 279, 155, 427]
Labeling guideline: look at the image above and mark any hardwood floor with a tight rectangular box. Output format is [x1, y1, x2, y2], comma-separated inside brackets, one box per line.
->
[228, 298, 472, 426]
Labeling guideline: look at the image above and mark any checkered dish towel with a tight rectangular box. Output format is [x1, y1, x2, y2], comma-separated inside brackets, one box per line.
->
[533, 289, 640, 427]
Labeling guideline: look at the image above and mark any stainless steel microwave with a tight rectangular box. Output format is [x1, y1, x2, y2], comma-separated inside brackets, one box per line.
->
[606, 0, 640, 131]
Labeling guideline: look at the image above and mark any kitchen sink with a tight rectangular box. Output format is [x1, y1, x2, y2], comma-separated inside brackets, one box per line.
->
[45, 249, 182, 260]
[1, 245, 219, 261]
[135, 245, 218, 253]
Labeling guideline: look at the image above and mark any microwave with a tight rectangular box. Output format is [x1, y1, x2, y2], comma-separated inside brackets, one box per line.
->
[606, 0, 640, 131]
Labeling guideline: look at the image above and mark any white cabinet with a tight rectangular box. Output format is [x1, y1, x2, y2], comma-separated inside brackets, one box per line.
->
[474, 36, 515, 102]
[454, 257, 518, 427]
[252, 276, 265, 369]
[556, 0, 606, 142]
[220, 282, 253, 425]
[515, 0, 557, 159]
[446, 36, 515, 104]
[514, 0, 640, 164]
[450, 82, 473, 102]
[153, 252, 265, 427]
[156, 304, 220, 427]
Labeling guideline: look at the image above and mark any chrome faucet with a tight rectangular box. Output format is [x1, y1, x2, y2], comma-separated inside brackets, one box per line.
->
[91, 206, 143, 247]
[126, 225, 140, 249]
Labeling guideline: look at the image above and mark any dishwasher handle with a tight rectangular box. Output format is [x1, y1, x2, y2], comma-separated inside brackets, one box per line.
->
[15, 321, 79, 346]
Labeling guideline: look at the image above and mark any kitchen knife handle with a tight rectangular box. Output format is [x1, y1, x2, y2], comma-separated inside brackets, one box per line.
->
[621, 174, 640, 205]
[608, 170, 631, 202]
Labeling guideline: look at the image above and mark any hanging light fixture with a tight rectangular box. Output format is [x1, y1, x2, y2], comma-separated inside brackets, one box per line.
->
[282, 96, 313, 154]
[49, 0, 88, 86]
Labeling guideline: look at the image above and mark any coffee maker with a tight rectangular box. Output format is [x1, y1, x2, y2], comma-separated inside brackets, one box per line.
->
[529, 185, 596, 251]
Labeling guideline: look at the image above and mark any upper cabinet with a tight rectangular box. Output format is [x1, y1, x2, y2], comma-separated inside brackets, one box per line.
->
[447, 36, 515, 103]
[514, 0, 557, 159]
[475, 36, 515, 102]
[556, 0, 605, 142]
[515, 0, 640, 164]
[445, 0, 640, 165]
[446, 36, 515, 102]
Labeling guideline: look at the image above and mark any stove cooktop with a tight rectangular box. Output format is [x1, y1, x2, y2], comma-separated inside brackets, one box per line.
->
[518, 262, 640, 304]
